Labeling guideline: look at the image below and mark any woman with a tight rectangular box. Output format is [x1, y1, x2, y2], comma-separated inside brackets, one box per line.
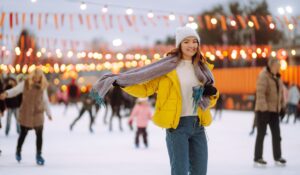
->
[0, 68, 52, 165]
[91, 26, 219, 175]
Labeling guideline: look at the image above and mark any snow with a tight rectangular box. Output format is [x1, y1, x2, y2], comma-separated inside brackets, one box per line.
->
[1, 105, 300, 175]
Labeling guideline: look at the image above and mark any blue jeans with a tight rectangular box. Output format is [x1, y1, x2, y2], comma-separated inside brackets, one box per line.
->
[6, 108, 20, 136]
[166, 116, 208, 175]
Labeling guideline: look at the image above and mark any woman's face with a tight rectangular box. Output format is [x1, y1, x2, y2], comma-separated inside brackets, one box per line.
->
[180, 37, 199, 59]
[33, 75, 42, 83]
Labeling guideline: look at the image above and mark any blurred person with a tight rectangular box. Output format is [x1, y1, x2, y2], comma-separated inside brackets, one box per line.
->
[254, 58, 286, 166]
[0, 69, 52, 165]
[4, 76, 22, 136]
[64, 79, 80, 114]
[128, 98, 152, 148]
[213, 94, 224, 120]
[70, 85, 95, 133]
[91, 26, 219, 175]
[284, 84, 300, 124]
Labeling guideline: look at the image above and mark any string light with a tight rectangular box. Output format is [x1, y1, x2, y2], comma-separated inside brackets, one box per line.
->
[211, 18, 217, 25]
[269, 23, 275, 30]
[169, 13, 176, 21]
[102, 5, 108, 13]
[126, 8, 133, 15]
[147, 11, 154, 18]
[248, 21, 254, 28]
[230, 20, 236, 27]
[31, 0, 37, 3]
[80, 2, 87, 10]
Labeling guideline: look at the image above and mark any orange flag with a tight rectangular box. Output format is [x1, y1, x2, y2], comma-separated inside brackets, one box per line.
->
[0, 12, 5, 28]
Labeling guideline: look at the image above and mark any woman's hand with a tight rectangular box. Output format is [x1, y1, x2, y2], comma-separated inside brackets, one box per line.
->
[203, 85, 217, 96]
[0, 92, 7, 100]
[48, 115, 53, 121]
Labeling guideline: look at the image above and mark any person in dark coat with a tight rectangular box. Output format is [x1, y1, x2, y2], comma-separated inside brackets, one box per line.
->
[4, 76, 22, 136]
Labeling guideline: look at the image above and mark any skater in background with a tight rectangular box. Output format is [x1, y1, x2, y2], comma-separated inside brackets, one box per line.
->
[64, 79, 80, 114]
[128, 98, 152, 148]
[70, 85, 95, 133]
[0, 74, 5, 156]
[213, 93, 224, 120]
[254, 58, 286, 165]
[0, 68, 52, 166]
[284, 84, 300, 124]
[92, 26, 219, 175]
[4, 76, 21, 136]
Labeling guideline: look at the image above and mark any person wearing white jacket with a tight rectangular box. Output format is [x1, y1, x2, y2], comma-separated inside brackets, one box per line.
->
[285, 85, 300, 123]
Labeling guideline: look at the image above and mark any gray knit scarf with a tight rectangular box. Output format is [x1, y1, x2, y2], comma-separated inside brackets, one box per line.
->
[90, 55, 214, 111]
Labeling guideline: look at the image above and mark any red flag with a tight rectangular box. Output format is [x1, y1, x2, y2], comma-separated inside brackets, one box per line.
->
[179, 15, 185, 26]
[162, 15, 169, 27]
[9, 12, 13, 30]
[132, 15, 139, 32]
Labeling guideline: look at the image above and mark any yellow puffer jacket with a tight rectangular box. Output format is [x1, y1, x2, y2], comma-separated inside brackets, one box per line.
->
[122, 62, 219, 129]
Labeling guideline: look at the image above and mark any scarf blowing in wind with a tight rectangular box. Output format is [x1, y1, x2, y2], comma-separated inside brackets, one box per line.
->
[90, 55, 215, 111]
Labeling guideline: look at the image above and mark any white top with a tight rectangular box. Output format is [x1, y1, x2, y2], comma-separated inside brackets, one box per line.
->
[6, 81, 52, 116]
[288, 86, 300, 105]
[176, 60, 201, 117]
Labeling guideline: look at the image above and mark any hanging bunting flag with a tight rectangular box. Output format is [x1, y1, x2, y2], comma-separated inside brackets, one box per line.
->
[93, 14, 98, 29]
[204, 15, 212, 30]
[179, 15, 185, 26]
[61, 14, 65, 27]
[45, 13, 49, 25]
[236, 15, 246, 29]
[38, 13, 42, 30]
[78, 14, 84, 25]
[86, 14, 92, 30]
[15, 13, 19, 26]
[0, 12, 6, 28]
[132, 15, 139, 32]
[197, 15, 204, 29]
[69, 14, 74, 31]
[117, 15, 124, 32]
[275, 16, 284, 28]
[102, 14, 109, 31]
[54, 14, 59, 30]
[220, 15, 227, 31]
[22, 12, 26, 27]
[30, 13, 34, 25]
[250, 15, 260, 30]
[9, 12, 13, 30]
[162, 15, 170, 27]
[109, 14, 113, 29]
[291, 16, 297, 26]
[148, 15, 156, 27]
[283, 15, 290, 25]
[140, 15, 147, 26]
[124, 15, 133, 27]
[266, 15, 273, 23]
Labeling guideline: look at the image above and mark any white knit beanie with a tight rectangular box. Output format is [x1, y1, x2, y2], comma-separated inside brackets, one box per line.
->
[175, 26, 200, 48]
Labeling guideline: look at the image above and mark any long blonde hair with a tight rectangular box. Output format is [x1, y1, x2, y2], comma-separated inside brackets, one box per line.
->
[26, 68, 48, 90]
[166, 44, 206, 65]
